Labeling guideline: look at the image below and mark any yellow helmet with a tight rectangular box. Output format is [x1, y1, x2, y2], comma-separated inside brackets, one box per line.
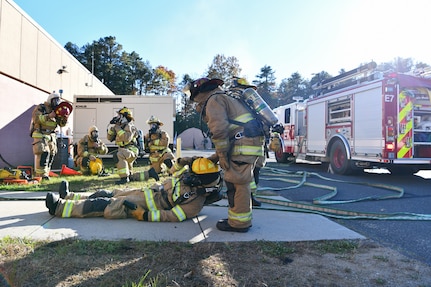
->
[118, 107, 133, 117]
[192, 157, 219, 174]
[184, 157, 220, 186]
[146, 115, 164, 126]
[89, 158, 103, 175]
[231, 77, 257, 90]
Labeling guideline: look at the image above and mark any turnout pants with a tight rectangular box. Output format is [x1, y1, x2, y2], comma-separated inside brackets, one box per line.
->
[32, 135, 57, 177]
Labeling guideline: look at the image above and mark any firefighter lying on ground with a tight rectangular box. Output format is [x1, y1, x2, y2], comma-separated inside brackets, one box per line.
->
[74, 125, 109, 176]
[107, 107, 140, 185]
[143, 115, 175, 181]
[45, 157, 223, 222]
[30, 93, 72, 180]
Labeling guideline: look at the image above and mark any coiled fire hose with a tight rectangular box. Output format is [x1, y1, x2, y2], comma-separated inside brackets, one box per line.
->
[217, 166, 431, 220]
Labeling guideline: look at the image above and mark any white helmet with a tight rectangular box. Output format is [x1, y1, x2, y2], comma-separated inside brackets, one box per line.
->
[88, 125, 99, 141]
[88, 125, 99, 134]
[47, 93, 61, 107]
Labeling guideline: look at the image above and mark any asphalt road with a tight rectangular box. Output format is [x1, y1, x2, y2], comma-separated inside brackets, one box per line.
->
[259, 159, 431, 266]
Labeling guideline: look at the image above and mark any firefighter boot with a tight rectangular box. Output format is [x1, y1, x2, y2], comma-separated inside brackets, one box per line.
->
[58, 180, 69, 199]
[252, 194, 262, 207]
[45, 192, 59, 215]
[216, 219, 250, 233]
[115, 177, 130, 185]
[148, 167, 159, 181]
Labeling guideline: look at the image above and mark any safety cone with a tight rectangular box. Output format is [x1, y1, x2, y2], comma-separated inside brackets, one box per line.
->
[60, 164, 82, 176]
[49, 171, 59, 177]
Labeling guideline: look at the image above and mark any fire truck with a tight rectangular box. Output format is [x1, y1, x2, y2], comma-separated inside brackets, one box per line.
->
[273, 62, 431, 175]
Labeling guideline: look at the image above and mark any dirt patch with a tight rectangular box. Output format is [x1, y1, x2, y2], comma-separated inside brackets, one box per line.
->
[1, 238, 430, 286]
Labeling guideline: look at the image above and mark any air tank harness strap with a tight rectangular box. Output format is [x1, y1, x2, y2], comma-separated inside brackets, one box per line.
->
[228, 118, 264, 138]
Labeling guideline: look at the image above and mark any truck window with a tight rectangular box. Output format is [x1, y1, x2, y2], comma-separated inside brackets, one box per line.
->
[328, 99, 351, 124]
[284, 108, 291, 124]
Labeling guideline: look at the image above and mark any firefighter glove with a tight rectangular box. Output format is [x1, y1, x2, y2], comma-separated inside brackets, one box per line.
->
[124, 200, 147, 221]
[269, 135, 282, 153]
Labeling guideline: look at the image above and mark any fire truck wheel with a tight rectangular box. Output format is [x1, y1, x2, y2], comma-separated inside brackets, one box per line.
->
[329, 140, 352, 175]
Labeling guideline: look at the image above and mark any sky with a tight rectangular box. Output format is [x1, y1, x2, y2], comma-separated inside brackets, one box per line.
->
[12, 0, 431, 84]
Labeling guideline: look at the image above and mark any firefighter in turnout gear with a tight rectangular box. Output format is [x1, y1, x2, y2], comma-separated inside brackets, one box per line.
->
[74, 125, 109, 175]
[183, 78, 266, 232]
[229, 77, 265, 207]
[143, 115, 175, 181]
[107, 107, 139, 184]
[30, 93, 71, 180]
[268, 123, 283, 153]
[45, 157, 223, 222]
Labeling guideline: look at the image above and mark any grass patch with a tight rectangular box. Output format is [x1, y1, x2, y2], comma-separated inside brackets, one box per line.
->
[1, 238, 426, 287]
[256, 241, 296, 257]
[315, 240, 359, 254]
[0, 159, 163, 193]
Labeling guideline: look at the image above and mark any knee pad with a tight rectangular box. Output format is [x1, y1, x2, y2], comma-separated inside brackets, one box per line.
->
[89, 190, 114, 199]
[112, 153, 119, 164]
[40, 152, 49, 166]
[82, 198, 111, 214]
[225, 182, 235, 208]
[163, 158, 173, 169]
[82, 157, 90, 167]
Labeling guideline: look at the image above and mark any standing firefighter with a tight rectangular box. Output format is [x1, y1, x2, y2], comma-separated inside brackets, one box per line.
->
[229, 77, 265, 207]
[74, 125, 109, 176]
[30, 93, 72, 180]
[107, 107, 139, 184]
[183, 78, 265, 233]
[144, 115, 175, 181]
[45, 157, 223, 222]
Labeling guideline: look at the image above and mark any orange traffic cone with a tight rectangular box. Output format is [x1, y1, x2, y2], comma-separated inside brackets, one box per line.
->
[60, 164, 82, 176]
[49, 171, 59, 177]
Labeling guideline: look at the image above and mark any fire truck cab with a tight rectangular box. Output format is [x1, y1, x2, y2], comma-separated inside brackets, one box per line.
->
[273, 63, 431, 175]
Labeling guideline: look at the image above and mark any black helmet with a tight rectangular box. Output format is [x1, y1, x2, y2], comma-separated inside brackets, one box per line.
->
[183, 78, 224, 101]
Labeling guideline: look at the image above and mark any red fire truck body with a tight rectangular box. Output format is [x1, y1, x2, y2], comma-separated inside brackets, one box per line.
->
[273, 65, 431, 175]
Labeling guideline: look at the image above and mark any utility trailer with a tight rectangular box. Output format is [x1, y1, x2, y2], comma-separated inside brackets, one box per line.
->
[73, 95, 175, 156]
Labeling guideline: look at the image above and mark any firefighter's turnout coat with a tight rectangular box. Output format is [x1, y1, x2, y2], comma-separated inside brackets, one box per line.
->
[195, 87, 265, 229]
[54, 178, 208, 222]
[74, 134, 108, 173]
[30, 101, 67, 177]
[144, 128, 174, 173]
[107, 121, 139, 178]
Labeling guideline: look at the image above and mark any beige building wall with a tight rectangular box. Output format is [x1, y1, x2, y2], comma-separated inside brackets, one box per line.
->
[0, 0, 114, 168]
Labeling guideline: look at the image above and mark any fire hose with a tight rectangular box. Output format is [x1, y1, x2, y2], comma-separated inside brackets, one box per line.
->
[214, 167, 431, 220]
[1, 165, 430, 220]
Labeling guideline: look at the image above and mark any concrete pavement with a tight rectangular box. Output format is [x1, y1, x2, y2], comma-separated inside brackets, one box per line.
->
[0, 150, 365, 243]
[0, 191, 364, 243]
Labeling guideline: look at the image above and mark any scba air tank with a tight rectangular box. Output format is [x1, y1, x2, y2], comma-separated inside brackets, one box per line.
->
[242, 88, 278, 126]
